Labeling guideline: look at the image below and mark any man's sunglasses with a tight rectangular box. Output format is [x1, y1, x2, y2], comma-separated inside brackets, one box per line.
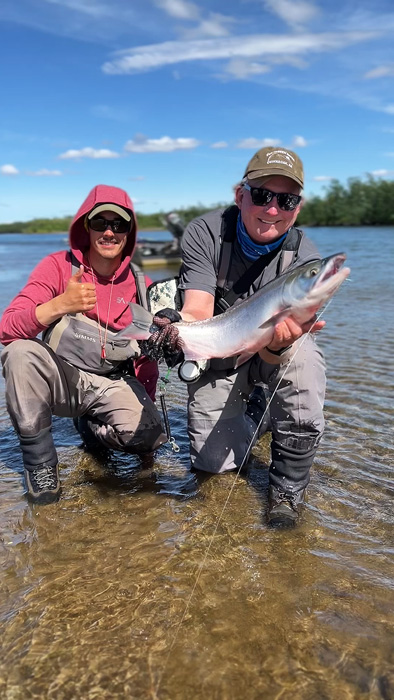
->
[243, 183, 302, 211]
[89, 217, 131, 234]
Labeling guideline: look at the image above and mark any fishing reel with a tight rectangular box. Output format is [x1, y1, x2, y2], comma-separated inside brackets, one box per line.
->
[178, 359, 209, 383]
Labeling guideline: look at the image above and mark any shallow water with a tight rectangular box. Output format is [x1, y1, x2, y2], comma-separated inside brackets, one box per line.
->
[0, 230, 393, 699]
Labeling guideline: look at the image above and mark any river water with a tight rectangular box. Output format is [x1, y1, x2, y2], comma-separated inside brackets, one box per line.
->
[0, 229, 393, 699]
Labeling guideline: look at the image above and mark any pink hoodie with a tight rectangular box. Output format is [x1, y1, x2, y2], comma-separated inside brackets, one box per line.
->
[0, 185, 159, 399]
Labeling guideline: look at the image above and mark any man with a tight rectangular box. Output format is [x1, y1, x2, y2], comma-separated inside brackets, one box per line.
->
[146, 147, 326, 528]
[0, 185, 167, 505]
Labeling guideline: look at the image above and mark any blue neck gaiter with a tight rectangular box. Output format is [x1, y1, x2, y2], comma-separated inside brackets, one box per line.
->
[236, 213, 288, 261]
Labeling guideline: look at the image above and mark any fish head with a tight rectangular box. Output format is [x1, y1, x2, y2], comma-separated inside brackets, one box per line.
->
[283, 253, 350, 313]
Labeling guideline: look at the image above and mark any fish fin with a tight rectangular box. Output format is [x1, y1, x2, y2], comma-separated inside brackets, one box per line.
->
[115, 303, 153, 340]
[234, 351, 255, 368]
[258, 311, 287, 330]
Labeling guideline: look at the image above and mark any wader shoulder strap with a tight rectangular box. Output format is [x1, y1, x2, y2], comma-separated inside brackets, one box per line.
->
[278, 227, 304, 274]
[70, 250, 81, 275]
[129, 261, 148, 310]
[214, 225, 304, 314]
[216, 206, 239, 289]
[68, 251, 148, 311]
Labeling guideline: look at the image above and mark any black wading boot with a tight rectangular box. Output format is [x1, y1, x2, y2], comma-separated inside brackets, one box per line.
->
[24, 463, 61, 505]
[267, 486, 306, 528]
[19, 427, 61, 505]
[267, 435, 318, 528]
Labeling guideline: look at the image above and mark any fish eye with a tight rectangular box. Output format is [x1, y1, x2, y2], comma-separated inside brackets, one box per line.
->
[307, 267, 319, 277]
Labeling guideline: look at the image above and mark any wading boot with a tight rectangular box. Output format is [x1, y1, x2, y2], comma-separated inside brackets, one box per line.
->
[19, 427, 60, 505]
[267, 485, 306, 529]
[24, 463, 61, 505]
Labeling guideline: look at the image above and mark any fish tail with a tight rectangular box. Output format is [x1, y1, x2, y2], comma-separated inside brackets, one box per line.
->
[115, 303, 153, 340]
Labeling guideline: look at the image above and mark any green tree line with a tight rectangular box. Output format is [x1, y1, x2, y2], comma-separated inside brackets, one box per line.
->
[1, 177, 393, 233]
[0, 204, 223, 234]
[298, 176, 394, 226]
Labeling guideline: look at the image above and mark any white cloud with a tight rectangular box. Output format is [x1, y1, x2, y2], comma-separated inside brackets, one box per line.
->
[182, 13, 236, 39]
[210, 141, 228, 149]
[102, 32, 377, 75]
[263, 0, 319, 29]
[312, 175, 335, 181]
[153, 0, 199, 21]
[43, 0, 112, 18]
[128, 175, 145, 181]
[26, 169, 63, 176]
[383, 105, 394, 115]
[223, 54, 309, 80]
[59, 147, 119, 159]
[236, 138, 281, 149]
[385, 152, 394, 157]
[371, 169, 394, 176]
[1, 164, 19, 175]
[124, 135, 200, 153]
[292, 135, 308, 147]
[364, 65, 394, 79]
[225, 59, 271, 80]
[0, 0, 154, 43]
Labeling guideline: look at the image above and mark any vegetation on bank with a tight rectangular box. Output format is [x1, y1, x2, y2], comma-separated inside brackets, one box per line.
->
[297, 176, 394, 227]
[0, 205, 222, 234]
[0, 177, 393, 233]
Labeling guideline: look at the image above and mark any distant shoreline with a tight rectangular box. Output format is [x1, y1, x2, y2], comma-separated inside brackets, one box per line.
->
[0, 228, 166, 235]
[1, 225, 394, 235]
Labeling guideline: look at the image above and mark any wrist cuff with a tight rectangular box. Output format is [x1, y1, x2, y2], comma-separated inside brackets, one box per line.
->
[266, 344, 292, 356]
[259, 345, 294, 365]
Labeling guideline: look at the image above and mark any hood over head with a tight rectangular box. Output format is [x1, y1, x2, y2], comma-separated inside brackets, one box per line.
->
[69, 184, 137, 262]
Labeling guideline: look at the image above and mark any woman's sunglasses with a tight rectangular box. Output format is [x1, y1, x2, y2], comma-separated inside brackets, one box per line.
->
[89, 217, 131, 234]
[243, 183, 302, 211]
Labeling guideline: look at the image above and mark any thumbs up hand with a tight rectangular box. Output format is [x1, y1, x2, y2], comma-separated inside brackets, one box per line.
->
[61, 265, 97, 313]
[35, 265, 98, 327]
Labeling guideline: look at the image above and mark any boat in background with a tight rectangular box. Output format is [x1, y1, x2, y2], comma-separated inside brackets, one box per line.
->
[133, 212, 185, 269]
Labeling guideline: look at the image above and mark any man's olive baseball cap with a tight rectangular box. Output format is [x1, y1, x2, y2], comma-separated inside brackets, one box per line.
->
[244, 147, 304, 188]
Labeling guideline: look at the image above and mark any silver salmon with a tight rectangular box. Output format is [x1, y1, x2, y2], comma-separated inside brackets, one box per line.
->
[118, 253, 350, 366]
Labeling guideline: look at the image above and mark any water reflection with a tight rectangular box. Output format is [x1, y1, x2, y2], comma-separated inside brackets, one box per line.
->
[0, 230, 393, 699]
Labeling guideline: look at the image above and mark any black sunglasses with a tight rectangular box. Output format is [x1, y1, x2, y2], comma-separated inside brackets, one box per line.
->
[243, 183, 302, 211]
[89, 217, 131, 234]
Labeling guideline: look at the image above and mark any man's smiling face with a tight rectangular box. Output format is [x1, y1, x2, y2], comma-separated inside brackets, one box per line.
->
[88, 210, 129, 264]
[235, 175, 302, 244]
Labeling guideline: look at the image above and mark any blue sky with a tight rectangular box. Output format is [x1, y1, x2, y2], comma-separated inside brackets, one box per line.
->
[1, 0, 394, 223]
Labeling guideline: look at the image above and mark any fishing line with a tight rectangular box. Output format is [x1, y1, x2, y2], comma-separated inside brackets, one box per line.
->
[154, 458, 247, 695]
[240, 302, 331, 467]
[154, 300, 336, 696]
